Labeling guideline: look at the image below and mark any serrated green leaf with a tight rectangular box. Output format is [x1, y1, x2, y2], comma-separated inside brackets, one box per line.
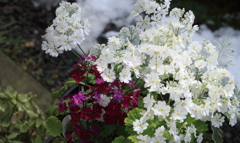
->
[211, 126, 223, 143]
[142, 119, 157, 137]
[125, 126, 137, 135]
[7, 132, 19, 140]
[45, 105, 59, 117]
[46, 116, 63, 137]
[124, 108, 143, 126]
[112, 136, 132, 143]
[127, 135, 139, 143]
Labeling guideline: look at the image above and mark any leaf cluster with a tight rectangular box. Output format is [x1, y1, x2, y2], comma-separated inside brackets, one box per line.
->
[0, 86, 46, 143]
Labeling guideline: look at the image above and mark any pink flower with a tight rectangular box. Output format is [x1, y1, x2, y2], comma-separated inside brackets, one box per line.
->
[73, 92, 86, 105]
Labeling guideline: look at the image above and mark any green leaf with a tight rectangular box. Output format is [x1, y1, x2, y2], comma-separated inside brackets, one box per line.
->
[0, 106, 12, 127]
[51, 85, 68, 104]
[124, 108, 143, 126]
[34, 135, 43, 143]
[193, 120, 209, 132]
[112, 136, 131, 143]
[211, 126, 223, 143]
[46, 116, 63, 137]
[203, 132, 212, 141]
[115, 125, 129, 137]
[0, 102, 5, 112]
[127, 135, 139, 143]
[7, 132, 19, 140]
[53, 137, 67, 143]
[142, 119, 158, 137]
[185, 114, 195, 124]
[65, 78, 77, 85]
[163, 130, 174, 140]
[45, 105, 59, 117]
[20, 123, 28, 133]
[137, 96, 144, 108]
[36, 118, 42, 128]
[99, 125, 116, 138]
[11, 141, 23, 143]
[26, 109, 37, 117]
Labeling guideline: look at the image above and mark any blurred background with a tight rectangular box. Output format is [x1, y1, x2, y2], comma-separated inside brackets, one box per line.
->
[0, 0, 240, 142]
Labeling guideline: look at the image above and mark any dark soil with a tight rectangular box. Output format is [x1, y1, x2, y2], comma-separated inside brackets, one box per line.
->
[0, 0, 239, 142]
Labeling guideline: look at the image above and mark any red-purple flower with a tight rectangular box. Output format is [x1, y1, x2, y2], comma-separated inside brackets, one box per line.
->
[73, 92, 86, 105]
[96, 78, 104, 84]
[112, 89, 122, 100]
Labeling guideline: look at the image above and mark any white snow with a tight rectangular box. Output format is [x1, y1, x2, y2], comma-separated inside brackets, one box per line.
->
[76, 0, 136, 53]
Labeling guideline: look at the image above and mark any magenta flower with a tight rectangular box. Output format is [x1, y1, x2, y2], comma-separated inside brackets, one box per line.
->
[73, 92, 86, 105]
[113, 90, 122, 100]
[94, 92, 101, 101]
[96, 78, 104, 84]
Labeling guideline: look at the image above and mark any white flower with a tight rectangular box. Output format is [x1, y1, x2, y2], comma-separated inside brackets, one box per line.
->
[136, 15, 151, 30]
[95, 59, 108, 73]
[133, 118, 148, 134]
[211, 113, 225, 128]
[42, 1, 90, 57]
[184, 133, 192, 143]
[137, 135, 152, 143]
[171, 108, 188, 122]
[119, 68, 132, 83]
[144, 72, 162, 92]
[99, 48, 114, 64]
[153, 101, 171, 118]
[154, 126, 165, 137]
[101, 68, 116, 82]
[189, 104, 204, 119]
[143, 94, 156, 109]
[150, 136, 166, 143]
[197, 133, 203, 143]
[99, 94, 110, 107]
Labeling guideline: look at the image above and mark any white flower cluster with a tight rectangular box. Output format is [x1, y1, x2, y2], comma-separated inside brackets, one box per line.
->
[92, 0, 239, 142]
[42, 1, 90, 57]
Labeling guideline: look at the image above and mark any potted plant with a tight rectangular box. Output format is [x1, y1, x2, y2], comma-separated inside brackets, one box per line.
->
[43, 0, 240, 143]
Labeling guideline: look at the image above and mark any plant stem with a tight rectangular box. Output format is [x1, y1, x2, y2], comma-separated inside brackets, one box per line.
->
[77, 44, 86, 55]
[24, 120, 45, 139]
[71, 50, 82, 59]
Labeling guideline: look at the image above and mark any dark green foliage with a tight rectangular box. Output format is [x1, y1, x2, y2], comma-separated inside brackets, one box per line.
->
[0, 86, 47, 143]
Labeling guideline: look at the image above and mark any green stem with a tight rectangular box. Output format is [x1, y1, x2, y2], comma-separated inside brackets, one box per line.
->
[77, 44, 86, 55]
[71, 50, 82, 59]
[24, 120, 46, 139]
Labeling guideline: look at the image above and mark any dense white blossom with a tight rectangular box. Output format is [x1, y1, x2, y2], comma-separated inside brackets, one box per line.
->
[42, 1, 90, 57]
